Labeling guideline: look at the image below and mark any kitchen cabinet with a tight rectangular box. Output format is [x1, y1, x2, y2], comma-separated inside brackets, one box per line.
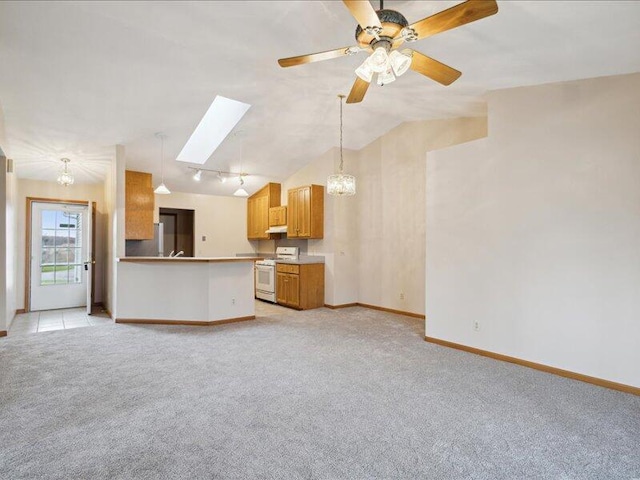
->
[247, 183, 281, 240]
[287, 185, 324, 239]
[276, 263, 324, 310]
[125, 170, 154, 240]
[268, 206, 287, 227]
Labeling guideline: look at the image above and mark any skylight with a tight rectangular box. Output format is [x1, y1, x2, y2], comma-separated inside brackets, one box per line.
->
[176, 96, 251, 164]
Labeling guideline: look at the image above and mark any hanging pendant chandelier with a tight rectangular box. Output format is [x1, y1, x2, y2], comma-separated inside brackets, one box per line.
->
[57, 158, 75, 186]
[327, 94, 356, 196]
[154, 132, 171, 194]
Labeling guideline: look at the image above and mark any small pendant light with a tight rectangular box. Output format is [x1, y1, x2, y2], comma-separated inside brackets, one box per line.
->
[154, 133, 171, 195]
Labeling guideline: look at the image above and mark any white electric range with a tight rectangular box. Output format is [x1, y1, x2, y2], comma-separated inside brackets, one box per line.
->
[255, 247, 299, 303]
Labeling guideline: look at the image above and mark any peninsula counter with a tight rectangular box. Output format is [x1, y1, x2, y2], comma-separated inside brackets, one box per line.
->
[115, 257, 262, 325]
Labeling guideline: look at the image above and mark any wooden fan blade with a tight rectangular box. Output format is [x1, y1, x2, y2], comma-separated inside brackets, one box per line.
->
[278, 46, 356, 68]
[346, 77, 370, 104]
[343, 0, 382, 30]
[408, 0, 498, 41]
[409, 50, 462, 86]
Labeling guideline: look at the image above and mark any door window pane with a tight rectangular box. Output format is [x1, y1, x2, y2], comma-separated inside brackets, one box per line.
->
[54, 267, 69, 284]
[41, 247, 55, 265]
[70, 265, 83, 283]
[40, 267, 55, 285]
[39, 208, 84, 286]
[41, 210, 56, 229]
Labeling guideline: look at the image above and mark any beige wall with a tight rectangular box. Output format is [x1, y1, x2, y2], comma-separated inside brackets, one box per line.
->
[276, 117, 487, 311]
[102, 146, 121, 316]
[6, 159, 18, 327]
[16, 179, 106, 310]
[426, 72, 640, 387]
[154, 191, 254, 257]
[280, 148, 360, 306]
[356, 117, 487, 314]
[0, 153, 17, 330]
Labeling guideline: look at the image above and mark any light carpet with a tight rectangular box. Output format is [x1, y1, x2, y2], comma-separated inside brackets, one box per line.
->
[1, 306, 638, 479]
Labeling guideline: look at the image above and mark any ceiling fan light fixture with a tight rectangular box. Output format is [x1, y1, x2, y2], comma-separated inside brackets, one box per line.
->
[355, 59, 374, 83]
[368, 47, 390, 74]
[377, 68, 396, 86]
[389, 49, 412, 77]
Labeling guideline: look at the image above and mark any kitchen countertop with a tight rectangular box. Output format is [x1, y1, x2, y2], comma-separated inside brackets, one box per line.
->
[118, 256, 263, 263]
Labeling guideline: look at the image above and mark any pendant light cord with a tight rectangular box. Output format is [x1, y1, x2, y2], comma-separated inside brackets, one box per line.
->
[160, 135, 165, 183]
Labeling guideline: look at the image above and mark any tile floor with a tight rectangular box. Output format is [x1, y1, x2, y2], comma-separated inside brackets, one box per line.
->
[9, 307, 112, 336]
[8, 300, 294, 337]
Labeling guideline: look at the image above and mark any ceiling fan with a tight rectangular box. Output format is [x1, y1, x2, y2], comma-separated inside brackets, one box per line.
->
[278, 0, 498, 104]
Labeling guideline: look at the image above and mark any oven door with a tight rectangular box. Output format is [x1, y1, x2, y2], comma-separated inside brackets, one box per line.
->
[255, 264, 275, 293]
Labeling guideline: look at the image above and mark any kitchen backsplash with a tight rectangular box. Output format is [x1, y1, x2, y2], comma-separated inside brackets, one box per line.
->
[256, 238, 307, 255]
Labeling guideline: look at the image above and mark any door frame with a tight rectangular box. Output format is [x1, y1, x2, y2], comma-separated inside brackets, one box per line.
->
[25, 197, 96, 313]
[158, 207, 195, 257]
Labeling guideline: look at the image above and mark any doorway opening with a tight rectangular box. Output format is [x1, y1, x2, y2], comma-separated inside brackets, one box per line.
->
[25, 198, 96, 313]
[159, 208, 195, 257]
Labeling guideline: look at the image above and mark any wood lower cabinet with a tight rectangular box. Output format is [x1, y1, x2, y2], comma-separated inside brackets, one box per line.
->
[125, 170, 154, 240]
[276, 263, 324, 310]
[287, 185, 324, 239]
[247, 183, 281, 240]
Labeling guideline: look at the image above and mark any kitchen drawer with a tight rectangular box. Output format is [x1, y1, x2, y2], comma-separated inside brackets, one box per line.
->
[276, 263, 299, 274]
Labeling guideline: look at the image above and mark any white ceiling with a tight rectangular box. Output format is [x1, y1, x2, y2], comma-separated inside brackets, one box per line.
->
[1, 1, 639, 195]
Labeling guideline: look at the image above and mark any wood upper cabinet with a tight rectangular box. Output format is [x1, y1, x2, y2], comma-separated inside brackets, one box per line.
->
[287, 185, 324, 239]
[125, 170, 154, 240]
[276, 263, 323, 310]
[247, 183, 281, 240]
[268, 206, 287, 227]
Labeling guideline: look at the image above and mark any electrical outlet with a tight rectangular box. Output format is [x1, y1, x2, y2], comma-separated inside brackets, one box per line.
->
[473, 321, 480, 331]
[400, 293, 405, 300]
[231, 298, 236, 305]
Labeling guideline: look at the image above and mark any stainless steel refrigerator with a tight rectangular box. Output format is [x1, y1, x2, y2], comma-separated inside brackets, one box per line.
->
[124, 223, 164, 256]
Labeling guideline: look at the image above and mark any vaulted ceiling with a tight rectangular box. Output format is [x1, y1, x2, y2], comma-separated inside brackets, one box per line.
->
[1, 1, 639, 195]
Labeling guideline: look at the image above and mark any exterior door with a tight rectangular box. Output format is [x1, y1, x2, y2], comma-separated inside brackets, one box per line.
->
[30, 202, 90, 311]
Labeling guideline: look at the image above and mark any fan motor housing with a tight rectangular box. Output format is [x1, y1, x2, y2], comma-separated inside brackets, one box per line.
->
[355, 9, 409, 47]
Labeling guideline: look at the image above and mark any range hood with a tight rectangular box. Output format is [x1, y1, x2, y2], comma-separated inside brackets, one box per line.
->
[265, 225, 287, 234]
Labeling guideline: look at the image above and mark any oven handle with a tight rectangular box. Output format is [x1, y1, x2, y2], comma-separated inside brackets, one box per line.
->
[256, 264, 275, 270]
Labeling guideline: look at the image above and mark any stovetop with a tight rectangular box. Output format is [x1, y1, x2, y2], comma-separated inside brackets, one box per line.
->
[256, 246, 299, 266]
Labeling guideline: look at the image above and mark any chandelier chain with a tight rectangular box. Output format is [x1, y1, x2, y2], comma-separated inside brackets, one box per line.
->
[339, 94, 344, 173]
